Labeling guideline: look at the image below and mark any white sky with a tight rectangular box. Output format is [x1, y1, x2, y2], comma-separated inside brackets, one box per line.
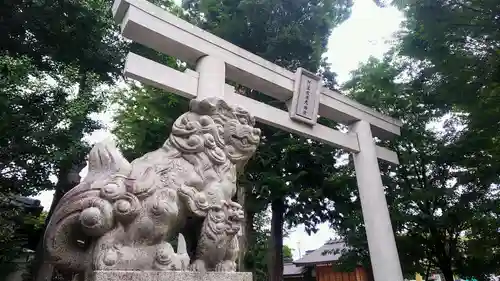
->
[33, 0, 403, 260]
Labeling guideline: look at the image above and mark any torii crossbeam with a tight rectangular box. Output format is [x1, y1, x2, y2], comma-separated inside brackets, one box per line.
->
[112, 1, 405, 280]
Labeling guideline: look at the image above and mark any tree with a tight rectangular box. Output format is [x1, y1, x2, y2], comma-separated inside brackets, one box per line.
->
[0, 0, 125, 82]
[243, 211, 272, 281]
[0, 194, 46, 277]
[0, 54, 108, 281]
[389, 1, 500, 278]
[1, 56, 61, 196]
[396, 0, 500, 189]
[1, 0, 125, 198]
[112, 83, 189, 159]
[1, 54, 106, 199]
[331, 55, 500, 281]
[1, 1, 128, 280]
[181, 2, 353, 281]
[242, 210, 293, 281]
[326, 1, 500, 280]
[1, 0, 125, 210]
[283, 245, 293, 262]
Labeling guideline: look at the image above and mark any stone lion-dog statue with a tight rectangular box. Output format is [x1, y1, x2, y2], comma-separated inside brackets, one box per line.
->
[43, 97, 261, 277]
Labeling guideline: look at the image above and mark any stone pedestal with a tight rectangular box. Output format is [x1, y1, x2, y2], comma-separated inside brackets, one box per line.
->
[91, 271, 253, 281]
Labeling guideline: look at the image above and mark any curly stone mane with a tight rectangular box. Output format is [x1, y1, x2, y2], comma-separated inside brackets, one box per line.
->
[165, 97, 260, 176]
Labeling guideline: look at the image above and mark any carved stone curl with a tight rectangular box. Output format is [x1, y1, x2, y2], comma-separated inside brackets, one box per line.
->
[43, 97, 260, 276]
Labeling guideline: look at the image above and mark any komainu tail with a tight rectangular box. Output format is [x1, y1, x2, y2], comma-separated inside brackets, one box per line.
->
[43, 139, 131, 273]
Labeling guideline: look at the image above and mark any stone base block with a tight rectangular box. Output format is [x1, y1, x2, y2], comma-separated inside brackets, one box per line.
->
[91, 271, 253, 281]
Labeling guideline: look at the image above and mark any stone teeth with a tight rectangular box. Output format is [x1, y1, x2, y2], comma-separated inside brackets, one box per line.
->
[177, 233, 187, 254]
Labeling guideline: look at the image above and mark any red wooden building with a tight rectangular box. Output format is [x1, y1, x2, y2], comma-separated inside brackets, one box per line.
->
[283, 240, 369, 281]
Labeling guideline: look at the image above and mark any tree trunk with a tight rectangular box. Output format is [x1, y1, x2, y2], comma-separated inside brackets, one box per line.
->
[269, 199, 285, 281]
[237, 184, 257, 272]
[237, 185, 247, 271]
[424, 263, 431, 281]
[366, 265, 375, 281]
[440, 265, 454, 281]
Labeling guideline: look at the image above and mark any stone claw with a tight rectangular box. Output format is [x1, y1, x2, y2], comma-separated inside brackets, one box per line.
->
[214, 260, 236, 272]
[188, 259, 207, 272]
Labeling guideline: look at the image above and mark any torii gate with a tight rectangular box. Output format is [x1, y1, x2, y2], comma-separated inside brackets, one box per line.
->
[111, 1, 404, 280]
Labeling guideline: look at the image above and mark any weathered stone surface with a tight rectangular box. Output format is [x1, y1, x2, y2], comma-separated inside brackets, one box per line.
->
[92, 271, 252, 281]
[43, 97, 260, 276]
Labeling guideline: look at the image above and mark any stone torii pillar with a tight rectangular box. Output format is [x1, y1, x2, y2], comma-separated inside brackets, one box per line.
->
[112, 1, 405, 280]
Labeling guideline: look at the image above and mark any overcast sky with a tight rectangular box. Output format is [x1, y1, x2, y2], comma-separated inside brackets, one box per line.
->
[34, 0, 404, 260]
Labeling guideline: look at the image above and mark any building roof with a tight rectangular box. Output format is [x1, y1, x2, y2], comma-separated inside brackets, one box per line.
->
[7, 196, 43, 215]
[293, 239, 347, 266]
[12, 196, 41, 208]
[283, 262, 306, 276]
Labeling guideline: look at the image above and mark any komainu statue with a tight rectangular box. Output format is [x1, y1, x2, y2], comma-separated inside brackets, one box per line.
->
[43, 97, 260, 277]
